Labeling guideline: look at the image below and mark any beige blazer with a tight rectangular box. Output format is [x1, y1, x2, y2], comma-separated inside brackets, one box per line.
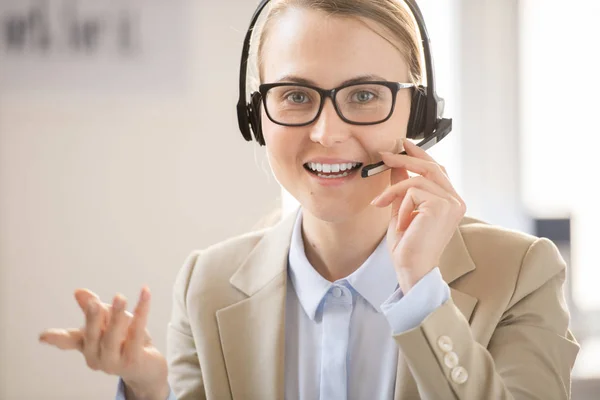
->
[165, 209, 580, 399]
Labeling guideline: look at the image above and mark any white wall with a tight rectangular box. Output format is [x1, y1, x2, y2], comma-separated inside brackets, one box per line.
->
[0, 1, 281, 398]
[455, 0, 532, 234]
[519, 0, 600, 311]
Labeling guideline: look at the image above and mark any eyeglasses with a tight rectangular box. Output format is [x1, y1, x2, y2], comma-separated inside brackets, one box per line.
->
[258, 81, 415, 126]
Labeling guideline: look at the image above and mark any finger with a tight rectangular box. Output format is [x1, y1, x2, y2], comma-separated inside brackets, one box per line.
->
[39, 328, 84, 351]
[100, 294, 129, 372]
[404, 139, 451, 181]
[124, 286, 151, 365]
[389, 163, 409, 186]
[76, 290, 114, 335]
[401, 139, 451, 178]
[82, 298, 104, 370]
[371, 175, 452, 208]
[396, 187, 457, 232]
[396, 187, 433, 232]
[378, 152, 459, 200]
[389, 166, 410, 217]
[75, 289, 109, 313]
[402, 138, 437, 162]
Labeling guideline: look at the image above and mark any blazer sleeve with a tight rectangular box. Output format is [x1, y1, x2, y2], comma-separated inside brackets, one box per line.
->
[166, 250, 206, 400]
[392, 237, 581, 399]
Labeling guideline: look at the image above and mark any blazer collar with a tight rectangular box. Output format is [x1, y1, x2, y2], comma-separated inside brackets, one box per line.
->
[440, 220, 477, 285]
[228, 209, 298, 296]
[230, 206, 478, 295]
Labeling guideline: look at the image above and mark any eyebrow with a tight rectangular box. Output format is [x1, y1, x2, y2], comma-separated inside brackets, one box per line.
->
[274, 74, 388, 87]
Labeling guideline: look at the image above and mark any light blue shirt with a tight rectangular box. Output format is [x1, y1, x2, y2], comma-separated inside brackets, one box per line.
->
[283, 209, 450, 400]
[115, 209, 450, 400]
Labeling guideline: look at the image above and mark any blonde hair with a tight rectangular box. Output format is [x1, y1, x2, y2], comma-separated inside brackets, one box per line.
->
[249, 0, 423, 90]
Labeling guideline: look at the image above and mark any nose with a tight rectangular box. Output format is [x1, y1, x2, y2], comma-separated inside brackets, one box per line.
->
[309, 98, 351, 147]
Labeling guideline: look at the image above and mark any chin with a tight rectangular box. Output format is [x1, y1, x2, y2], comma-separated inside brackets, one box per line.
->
[301, 197, 368, 224]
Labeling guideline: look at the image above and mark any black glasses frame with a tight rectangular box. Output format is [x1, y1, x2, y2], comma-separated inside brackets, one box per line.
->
[258, 81, 415, 127]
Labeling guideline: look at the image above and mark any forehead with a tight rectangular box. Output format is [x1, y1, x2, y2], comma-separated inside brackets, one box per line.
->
[261, 8, 410, 87]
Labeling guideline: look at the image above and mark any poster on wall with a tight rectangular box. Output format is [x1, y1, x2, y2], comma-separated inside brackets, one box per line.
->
[0, 0, 190, 96]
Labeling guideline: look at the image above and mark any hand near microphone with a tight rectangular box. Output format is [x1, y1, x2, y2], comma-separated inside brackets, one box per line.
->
[370, 138, 467, 295]
[39, 287, 170, 400]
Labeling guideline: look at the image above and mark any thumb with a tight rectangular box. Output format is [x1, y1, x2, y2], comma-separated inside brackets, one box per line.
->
[39, 328, 84, 351]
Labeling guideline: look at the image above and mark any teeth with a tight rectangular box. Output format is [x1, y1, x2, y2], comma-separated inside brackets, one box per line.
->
[306, 162, 360, 173]
[318, 171, 350, 178]
[309, 162, 322, 172]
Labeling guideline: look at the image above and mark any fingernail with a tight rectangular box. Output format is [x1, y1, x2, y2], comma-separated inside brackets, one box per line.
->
[113, 296, 124, 311]
[141, 287, 150, 301]
[88, 299, 97, 313]
[371, 195, 382, 205]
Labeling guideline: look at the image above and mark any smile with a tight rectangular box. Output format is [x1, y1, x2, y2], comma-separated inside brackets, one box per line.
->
[303, 162, 363, 179]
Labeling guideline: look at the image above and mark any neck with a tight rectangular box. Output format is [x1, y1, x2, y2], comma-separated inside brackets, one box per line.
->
[301, 205, 391, 282]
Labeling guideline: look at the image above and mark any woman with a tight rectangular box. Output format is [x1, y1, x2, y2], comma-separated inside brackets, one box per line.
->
[39, 0, 580, 399]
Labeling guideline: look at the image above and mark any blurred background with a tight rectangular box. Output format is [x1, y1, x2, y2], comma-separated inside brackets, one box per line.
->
[0, 0, 598, 398]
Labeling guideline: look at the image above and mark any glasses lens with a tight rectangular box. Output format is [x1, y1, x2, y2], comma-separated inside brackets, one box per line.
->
[336, 83, 394, 123]
[264, 85, 321, 125]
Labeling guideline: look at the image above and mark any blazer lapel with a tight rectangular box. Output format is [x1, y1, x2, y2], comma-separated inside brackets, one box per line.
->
[394, 221, 479, 400]
[215, 209, 298, 400]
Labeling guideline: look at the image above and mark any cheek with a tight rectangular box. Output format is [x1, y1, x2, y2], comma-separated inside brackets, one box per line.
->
[262, 117, 303, 174]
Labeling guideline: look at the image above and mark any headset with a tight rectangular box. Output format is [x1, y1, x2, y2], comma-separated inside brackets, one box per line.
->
[236, 0, 452, 178]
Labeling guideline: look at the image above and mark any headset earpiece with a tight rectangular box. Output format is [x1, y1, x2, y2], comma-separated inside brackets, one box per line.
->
[248, 92, 265, 145]
[407, 85, 427, 139]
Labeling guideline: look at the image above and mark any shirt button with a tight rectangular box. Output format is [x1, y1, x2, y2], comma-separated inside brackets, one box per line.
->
[437, 335, 453, 352]
[332, 287, 342, 298]
[444, 351, 459, 369]
[451, 366, 468, 384]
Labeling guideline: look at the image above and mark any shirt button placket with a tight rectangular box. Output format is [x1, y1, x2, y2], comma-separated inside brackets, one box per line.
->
[320, 285, 352, 400]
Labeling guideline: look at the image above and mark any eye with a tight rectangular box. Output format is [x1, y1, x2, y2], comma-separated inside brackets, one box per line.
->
[285, 92, 310, 104]
[351, 91, 376, 103]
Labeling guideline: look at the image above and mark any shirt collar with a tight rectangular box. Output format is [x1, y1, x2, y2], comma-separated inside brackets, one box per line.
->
[287, 209, 399, 320]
